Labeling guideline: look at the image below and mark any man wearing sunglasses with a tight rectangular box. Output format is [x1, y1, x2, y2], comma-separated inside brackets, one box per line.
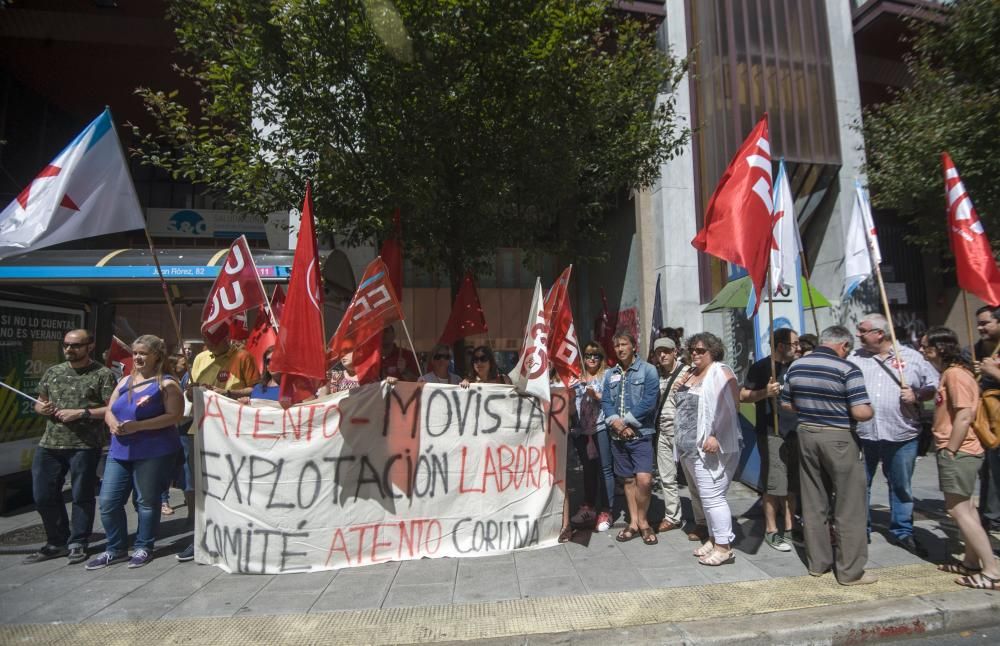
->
[24, 329, 116, 565]
[850, 313, 938, 555]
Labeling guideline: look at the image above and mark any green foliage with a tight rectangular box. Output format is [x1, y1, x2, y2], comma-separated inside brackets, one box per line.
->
[132, 0, 688, 281]
[863, 0, 1000, 253]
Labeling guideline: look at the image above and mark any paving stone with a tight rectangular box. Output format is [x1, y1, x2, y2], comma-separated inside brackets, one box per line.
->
[13, 579, 148, 624]
[518, 574, 585, 599]
[393, 557, 458, 586]
[382, 582, 454, 608]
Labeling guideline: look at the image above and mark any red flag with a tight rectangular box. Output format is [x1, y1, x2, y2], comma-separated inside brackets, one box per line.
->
[352, 332, 383, 385]
[692, 114, 773, 315]
[270, 185, 327, 406]
[106, 335, 133, 376]
[328, 257, 404, 370]
[595, 288, 617, 367]
[380, 209, 403, 302]
[201, 235, 268, 336]
[944, 153, 1000, 306]
[246, 285, 286, 373]
[229, 312, 250, 341]
[438, 271, 488, 345]
[544, 266, 582, 388]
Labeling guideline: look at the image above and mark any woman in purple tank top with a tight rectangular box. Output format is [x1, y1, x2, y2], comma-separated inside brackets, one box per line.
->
[85, 335, 183, 571]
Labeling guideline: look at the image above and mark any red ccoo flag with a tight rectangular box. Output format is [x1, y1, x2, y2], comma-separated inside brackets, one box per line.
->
[201, 235, 268, 338]
[328, 257, 404, 385]
[692, 114, 774, 315]
[544, 266, 582, 388]
[246, 285, 285, 374]
[269, 185, 327, 406]
[106, 335, 133, 376]
[943, 153, 1000, 306]
[438, 271, 488, 345]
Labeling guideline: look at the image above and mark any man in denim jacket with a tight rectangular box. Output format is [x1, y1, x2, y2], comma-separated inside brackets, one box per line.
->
[601, 331, 662, 544]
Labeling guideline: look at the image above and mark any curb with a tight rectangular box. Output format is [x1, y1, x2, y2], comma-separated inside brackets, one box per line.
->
[476, 589, 1000, 645]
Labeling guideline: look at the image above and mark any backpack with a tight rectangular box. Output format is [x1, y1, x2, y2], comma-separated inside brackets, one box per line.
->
[973, 389, 1000, 450]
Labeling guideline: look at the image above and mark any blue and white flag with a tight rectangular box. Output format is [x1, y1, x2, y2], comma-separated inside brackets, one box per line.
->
[843, 180, 882, 300]
[0, 109, 146, 259]
[745, 160, 802, 318]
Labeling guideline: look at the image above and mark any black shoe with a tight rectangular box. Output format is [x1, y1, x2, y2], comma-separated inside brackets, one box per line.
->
[66, 547, 87, 564]
[22, 544, 68, 564]
[892, 535, 926, 556]
[176, 543, 195, 562]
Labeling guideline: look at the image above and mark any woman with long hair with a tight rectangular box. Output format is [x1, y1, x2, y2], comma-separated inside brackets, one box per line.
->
[921, 326, 1000, 589]
[567, 342, 616, 533]
[673, 332, 742, 566]
[242, 346, 281, 402]
[460, 346, 511, 386]
[87, 335, 182, 570]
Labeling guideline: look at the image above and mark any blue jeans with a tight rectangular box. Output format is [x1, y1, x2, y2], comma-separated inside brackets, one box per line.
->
[862, 437, 919, 540]
[594, 428, 616, 512]
[31, 447, 100, 549]
[99, 453, 175, 553]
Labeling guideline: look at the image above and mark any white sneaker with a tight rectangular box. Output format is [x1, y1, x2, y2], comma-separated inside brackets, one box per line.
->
[595, 511, 613, 532]
[570, 506, 596, 526]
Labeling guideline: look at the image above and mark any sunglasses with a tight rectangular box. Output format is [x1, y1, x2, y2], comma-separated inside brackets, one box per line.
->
[688, 347, 708, 355]
[433, 353, 451, 361]
[584, 353, 603, 360]
[63, 342, 90, 349]
[472, 355, 490, 363]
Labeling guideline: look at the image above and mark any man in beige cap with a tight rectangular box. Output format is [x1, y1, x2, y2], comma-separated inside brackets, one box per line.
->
[652, 337, 691, 533]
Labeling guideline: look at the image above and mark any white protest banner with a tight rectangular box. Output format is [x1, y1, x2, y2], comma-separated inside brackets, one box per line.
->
[193, 382, 569, 574]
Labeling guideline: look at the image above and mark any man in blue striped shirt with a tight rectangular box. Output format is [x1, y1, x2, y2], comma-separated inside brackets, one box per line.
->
[782, 326, 876, 585]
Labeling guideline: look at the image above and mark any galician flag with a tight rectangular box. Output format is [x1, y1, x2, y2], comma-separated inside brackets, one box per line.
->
[0, 109, 146, 259]
[843, 180, 882, 300]
[745, 160, 803, 317]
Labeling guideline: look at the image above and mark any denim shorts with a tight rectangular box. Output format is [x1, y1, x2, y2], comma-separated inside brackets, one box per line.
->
[611, 436, 654, 477]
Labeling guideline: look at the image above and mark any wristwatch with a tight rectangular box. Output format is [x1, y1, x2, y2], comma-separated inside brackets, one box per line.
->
[81, 408, 91, 420]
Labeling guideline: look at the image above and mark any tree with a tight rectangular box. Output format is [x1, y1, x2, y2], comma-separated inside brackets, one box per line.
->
[132, 0, 688, 285]
[863, 0, 1000, 254]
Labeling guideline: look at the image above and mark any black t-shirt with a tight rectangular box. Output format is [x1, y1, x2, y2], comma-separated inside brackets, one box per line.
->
[745, 357, 798, 437]
[975, 339, 1000, 390]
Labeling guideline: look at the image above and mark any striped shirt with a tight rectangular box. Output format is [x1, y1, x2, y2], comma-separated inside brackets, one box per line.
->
[782, 347, 870, 429]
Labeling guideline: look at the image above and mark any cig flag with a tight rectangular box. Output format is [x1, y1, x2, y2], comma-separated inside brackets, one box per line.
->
[747, 160, 803, 316]
[692, 114, 773, 315]
[843, 181, 882, 300]
[269, 185, 326, 405]
[942, 153, 1000, 306]
[200, 235, 268, 337]
[0, 109, 146, 259]
[544, 266, 581, 389]
[509, 278, 551, 402]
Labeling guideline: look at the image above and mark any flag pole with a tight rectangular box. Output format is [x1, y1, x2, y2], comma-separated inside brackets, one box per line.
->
[962, 290, 978, 364]
[799, 250, 822, 336]
[105, 107, 184, 349]
[868, 239, 906, 384]
[0, 380, 43, 406]
[243, 234, 280, 332]
[399, 320, 422, 376]
[765, 265, 780, 437]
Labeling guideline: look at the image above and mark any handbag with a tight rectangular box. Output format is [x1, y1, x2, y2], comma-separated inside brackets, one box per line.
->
[973, 389, 1000, 450]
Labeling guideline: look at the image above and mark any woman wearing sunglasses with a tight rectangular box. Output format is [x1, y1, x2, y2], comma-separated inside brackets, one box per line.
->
[673, 332, 742, 566]
[460, 346, 511, 386]
[420, 343, 462, 384]
[920, 327, 1000, 589]
[567, 342, 616, 534]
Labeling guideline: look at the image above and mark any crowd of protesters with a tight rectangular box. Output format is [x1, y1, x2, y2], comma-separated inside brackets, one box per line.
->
[20, 308, 1000, 589]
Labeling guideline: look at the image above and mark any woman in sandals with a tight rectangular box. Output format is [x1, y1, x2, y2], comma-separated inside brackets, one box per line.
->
[920, 327, 1000, 589]
[673, 332, 742, 566]
[87, 335, 183, 570]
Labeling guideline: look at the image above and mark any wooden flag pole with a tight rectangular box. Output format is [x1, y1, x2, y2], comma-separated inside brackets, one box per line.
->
[143, 227, 184, 350]
[765, 264, 780, 437]
[246, 234, 280, 332]
[399, 320, 422, 377]
[870, 253, 906, 384]
[962, 290, 978, 364]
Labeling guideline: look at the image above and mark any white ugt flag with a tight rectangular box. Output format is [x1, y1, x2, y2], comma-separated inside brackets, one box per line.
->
[0, 109, 146, 260]
[509, 278, 551, 403]
[770, 161, 803, 293]
[843, 180, 882, 299]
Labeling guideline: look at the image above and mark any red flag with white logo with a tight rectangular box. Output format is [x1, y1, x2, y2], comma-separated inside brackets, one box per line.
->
[438, 271, 489, 345]
[200, 235, 268, 337]
[106, 335, 133, 376]
[544, 266, 581, 388]
[692, 114, 773, 315]
[943, 153, 1000, 306]
[269, 185, 327, 405]
[246, 285, 285, 374]
[328, 257, 404, 372]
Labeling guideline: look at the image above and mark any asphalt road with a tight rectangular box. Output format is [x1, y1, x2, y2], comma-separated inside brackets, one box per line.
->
[884, 622, 1000, 644]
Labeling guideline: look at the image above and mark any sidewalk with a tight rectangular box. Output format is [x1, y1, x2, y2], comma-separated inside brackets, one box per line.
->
[0, 454, 996, 644]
